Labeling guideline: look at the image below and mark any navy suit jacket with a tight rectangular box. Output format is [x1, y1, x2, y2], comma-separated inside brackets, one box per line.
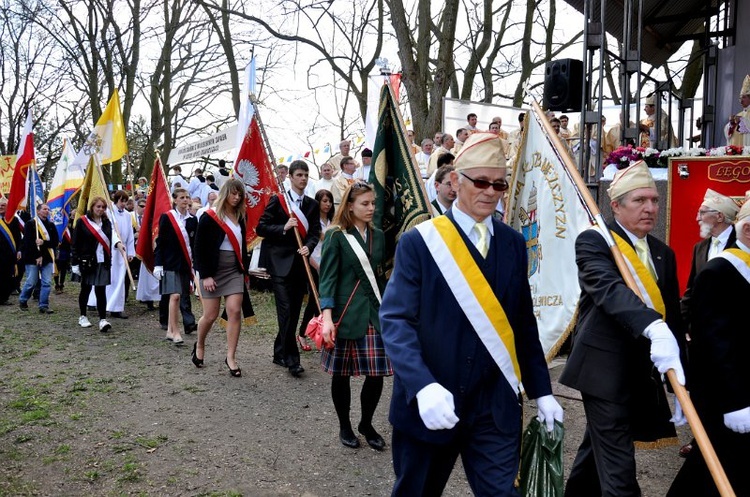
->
[379, 211, 552, 444]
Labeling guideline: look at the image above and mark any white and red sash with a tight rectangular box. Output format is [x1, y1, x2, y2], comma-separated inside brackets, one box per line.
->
[285, 191, 309, 238]
[80, 216, 111, 257]
[166, 209, 193, 273]
[205, 209, 244, 272]
[62, 227, 72, 245]
[15, 212, 25, 230]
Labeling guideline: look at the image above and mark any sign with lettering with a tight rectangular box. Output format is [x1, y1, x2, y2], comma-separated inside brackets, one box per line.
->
[166, 125, 237, 165]
[667, 157, 750, 294]
[0, 155, 17, 196]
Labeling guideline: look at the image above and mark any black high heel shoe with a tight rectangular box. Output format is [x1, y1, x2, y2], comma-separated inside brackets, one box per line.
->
[191, 343, 204, 368]
[225, 358, 241, 377]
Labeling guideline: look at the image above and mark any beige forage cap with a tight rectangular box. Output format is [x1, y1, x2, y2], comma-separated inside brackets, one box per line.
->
[607, 160, 656, 200]
[454, 132, 507, 171]
[738, 198, 750, 222]
[701, 188, 740, 222]
[645, 94, 656, 106]
[740, 75, 750, 98]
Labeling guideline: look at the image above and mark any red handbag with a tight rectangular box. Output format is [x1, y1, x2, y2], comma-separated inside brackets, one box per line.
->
[305, 281, 360, 350]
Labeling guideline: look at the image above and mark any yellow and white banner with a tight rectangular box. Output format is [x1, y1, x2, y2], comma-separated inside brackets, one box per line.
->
[506, 109, 591, 360]
[0, 155, 17, 196]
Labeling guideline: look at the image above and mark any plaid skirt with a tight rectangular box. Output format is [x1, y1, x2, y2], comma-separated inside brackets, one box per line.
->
[321, 325, 393, 377]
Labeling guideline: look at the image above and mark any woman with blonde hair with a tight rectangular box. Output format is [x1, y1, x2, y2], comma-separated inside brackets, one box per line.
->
[193, 179, 251, 377]
[320, 182, 392, 450]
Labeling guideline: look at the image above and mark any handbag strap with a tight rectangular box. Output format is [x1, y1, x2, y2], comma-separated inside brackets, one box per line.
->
[335, 280, 360, 327]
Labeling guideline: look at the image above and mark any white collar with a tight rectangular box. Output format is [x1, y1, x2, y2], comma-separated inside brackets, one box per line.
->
[616, 220, 645, 246]
[712, 224, 734, 247]
[737, 239, 750, 254]
[452, 203, 494, 239]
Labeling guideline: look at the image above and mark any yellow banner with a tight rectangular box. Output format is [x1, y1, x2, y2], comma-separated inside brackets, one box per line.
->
[0, 155, 17, 196]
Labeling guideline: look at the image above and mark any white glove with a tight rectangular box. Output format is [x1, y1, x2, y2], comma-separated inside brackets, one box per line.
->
[153, 266, 164, 280]
[670, 397, 687, 427]
[536, 394, 564, 432]
[643, 320, 685, 386]
[71, 265, 80, 276]
[415, 382, 459, 430]
[723, 407, 750, 433]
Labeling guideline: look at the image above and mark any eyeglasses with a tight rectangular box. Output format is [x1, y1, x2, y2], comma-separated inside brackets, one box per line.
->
[460, 172, 508, 192]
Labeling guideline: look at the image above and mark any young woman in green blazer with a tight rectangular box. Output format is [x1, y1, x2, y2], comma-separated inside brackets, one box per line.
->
[319, 182, 392, 450]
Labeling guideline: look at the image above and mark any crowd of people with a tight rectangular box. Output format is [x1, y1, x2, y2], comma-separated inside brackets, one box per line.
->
[1, 123, 749, 495]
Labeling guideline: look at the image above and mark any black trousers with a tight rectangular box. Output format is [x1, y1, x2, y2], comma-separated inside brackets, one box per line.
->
[0, 262, 15, 303]
[667, 405, 750, 497]
[55, 260, 70, 289]
[565, 393, 640, 497]
[158, 278, 196, 331]
[271, 272, 305, 368]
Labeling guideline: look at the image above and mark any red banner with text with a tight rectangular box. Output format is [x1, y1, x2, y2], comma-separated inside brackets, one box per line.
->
[667, 157, 750, 295]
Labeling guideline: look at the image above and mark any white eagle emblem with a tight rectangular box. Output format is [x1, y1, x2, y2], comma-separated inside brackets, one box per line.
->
[235, 159, 262, 207]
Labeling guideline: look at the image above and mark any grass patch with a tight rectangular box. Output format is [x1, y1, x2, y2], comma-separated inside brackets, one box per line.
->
[135, 435, 167, 449]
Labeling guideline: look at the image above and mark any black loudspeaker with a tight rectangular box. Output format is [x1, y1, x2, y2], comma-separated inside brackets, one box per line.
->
[543, 59, 583, 111]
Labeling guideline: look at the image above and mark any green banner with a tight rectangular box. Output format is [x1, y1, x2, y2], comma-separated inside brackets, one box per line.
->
[369, 85, 431, 273]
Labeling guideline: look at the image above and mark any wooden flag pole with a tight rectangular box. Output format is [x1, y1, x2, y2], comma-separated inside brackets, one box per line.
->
[93, 155, 137, 291]
[530, 101, 735, 497]
[249, 95, 321, 314]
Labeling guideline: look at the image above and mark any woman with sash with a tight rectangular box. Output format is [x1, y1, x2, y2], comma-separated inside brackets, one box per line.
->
[192, 179, 249, 377]
[319, 182, 392, 450]
[72, 197, 118, 332]
[154, 188, 197, 346]
[298, 188, 335, 351]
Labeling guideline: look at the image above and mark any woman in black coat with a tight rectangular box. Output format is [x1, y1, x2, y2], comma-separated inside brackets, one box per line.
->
[72, 196, 118, 332]
[192, 179, 250, 377]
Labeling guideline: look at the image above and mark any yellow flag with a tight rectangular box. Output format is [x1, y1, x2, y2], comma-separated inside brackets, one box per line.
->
[90, 89, 128, 165]
[75, 157, 109, 219]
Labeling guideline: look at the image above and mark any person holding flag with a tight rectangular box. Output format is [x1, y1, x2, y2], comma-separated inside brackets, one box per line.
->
[192, 179, 250, 377]
[153, 188, 197, 346]
[18, 203, 58, 314]
[0, 197, 23, 305]
[379, 133, 563, 495]
[257, 160, 321, 378]
[72, 197, 118, 332]
[560, 161, 686, 496]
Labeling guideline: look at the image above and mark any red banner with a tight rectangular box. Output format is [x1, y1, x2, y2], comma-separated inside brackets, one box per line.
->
[667, 157, 750, 295]
[136, 158, 172, 273]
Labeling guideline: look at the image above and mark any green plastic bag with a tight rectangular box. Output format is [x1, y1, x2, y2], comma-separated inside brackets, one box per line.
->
[519, 417, 565, 497]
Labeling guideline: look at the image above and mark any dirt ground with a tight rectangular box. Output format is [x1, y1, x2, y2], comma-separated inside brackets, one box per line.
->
[0, 284, 690, 496]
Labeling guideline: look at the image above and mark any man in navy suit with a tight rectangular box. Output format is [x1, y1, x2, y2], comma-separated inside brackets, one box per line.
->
[380, 133, 563, 496]
[257, 160, 321, 378]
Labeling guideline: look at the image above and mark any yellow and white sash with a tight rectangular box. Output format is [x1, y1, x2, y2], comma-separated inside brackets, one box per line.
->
[718, 248, 750, 285]
[593, 227, 665, 318]
[35, 218, 57, 273]
[416, 216, 522, 393]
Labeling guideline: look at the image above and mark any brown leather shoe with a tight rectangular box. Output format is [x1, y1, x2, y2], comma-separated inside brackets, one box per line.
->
[679, 442, 693, 458]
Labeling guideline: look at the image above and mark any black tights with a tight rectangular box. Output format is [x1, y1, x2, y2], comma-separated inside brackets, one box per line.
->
[80, 284, 107, 319]
[331, 375, 383, 431]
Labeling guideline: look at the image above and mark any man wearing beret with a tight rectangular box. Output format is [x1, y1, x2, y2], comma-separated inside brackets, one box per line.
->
[380, 132, 563, 495]
[561, 161, 686, 496]
[668, 199, 750, 496]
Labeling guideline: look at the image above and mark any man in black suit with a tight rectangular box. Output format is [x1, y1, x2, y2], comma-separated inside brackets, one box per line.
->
[257, 160, 321, 378]
[0, 198, 22, 305]
[681, 188, 739, 323]
[560, 161, 686, 497]
[668, 199, 750, 497]
[677, 188, 738, 457]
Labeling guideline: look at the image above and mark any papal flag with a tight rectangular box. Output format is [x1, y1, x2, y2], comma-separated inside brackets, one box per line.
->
[75, 156, 109, 220]
[506, 106, 591, 360]
[73, 89, 128, 166]
[370, 84, 431, 272]
[47, 139, 85, 238]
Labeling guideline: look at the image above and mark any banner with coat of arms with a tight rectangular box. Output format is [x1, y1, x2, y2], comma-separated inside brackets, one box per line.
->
[506, 109, 591, 360]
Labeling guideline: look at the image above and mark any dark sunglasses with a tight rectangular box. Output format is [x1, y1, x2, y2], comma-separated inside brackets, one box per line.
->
[460, 172, 508, 192]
